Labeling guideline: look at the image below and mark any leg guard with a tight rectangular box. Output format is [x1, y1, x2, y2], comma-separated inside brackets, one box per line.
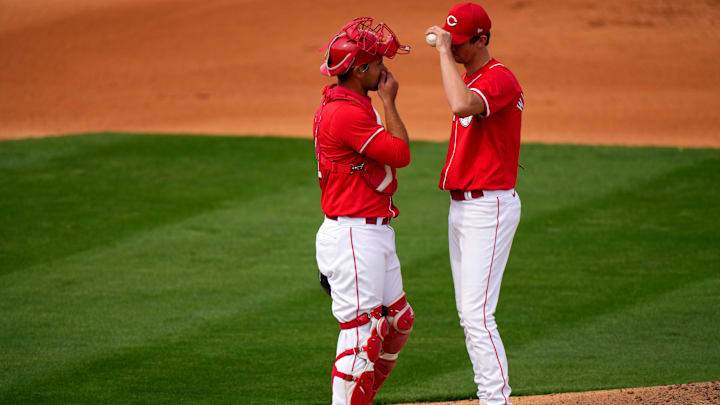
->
[369, 294, 414, 401]
[383, 294, 414, 353]
[332, 364, 375, 405]
[332, 307, 389, 405]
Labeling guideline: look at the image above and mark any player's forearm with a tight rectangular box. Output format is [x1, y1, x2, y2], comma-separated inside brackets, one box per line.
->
[439, 50, 485, 117]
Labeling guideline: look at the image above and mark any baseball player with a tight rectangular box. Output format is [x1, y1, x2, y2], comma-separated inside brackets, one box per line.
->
[425, 3, 524, 405]
[313, 17, 415, 405]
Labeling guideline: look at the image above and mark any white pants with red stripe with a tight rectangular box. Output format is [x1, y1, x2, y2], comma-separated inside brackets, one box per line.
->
[316, 216, 404, 405]
[448, 189, 521, 405]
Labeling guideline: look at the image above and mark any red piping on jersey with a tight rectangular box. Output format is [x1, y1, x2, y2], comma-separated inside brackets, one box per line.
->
[484, 197, 509, 405]
[350, 227, 359, 372]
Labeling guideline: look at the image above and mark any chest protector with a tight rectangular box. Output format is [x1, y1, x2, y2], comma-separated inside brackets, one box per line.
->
[313, 85, 397, 196]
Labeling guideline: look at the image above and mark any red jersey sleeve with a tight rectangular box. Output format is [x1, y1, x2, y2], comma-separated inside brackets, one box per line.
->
[363, 132, 410, 168]
[330, 104, 410, 168]
[470, 67, 522, 118]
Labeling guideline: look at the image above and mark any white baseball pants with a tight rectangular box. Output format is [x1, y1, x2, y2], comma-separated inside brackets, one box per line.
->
[448, 189, 521, 405]
[316, 216, 404, 405]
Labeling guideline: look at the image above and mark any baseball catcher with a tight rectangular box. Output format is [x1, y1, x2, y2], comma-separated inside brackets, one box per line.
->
[313, 17, 415, 405]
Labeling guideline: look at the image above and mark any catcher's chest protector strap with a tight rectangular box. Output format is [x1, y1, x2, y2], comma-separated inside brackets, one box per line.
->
[314, 85, 371, 177]
[318, 153, 365, 175]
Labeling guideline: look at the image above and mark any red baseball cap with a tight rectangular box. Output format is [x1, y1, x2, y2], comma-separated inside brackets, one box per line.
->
[442, 3, 492, 45]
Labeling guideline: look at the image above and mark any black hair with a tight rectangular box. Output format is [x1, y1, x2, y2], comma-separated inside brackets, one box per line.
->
[337, 64, 368, 83]
[470, 32, 491, 46]
[338, 70, 352, 82]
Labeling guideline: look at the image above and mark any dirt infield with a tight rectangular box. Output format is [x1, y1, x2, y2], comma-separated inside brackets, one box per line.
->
[1, 0, 719, 147]
[397, 381, 720, 405]
[0, 1, 717, 403]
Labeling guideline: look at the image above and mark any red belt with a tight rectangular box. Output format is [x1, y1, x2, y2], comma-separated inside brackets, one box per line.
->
[326, 216, 390, 225]
[450, 190, 484, 201]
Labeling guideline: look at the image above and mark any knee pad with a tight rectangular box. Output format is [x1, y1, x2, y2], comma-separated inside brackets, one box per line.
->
[368, 294, 415, 401]
[382, 294, 414, 354]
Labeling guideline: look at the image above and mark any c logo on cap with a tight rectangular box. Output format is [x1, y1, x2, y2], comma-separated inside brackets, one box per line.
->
[447, 15, 458, 26]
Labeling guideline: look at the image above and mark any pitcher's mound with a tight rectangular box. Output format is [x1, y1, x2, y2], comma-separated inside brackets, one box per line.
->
[394, 381, 719, 405]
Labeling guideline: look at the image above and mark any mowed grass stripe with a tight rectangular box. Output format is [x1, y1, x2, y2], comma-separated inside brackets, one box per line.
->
[0, 134, 316, 275]
[375, 148, 720, 402]
[500, 156, 720, 344]
[1, 192, 322, 388]
[386, 274, 720, 403]
[1, 134, 718, 404]
[507, 275, 720, 395]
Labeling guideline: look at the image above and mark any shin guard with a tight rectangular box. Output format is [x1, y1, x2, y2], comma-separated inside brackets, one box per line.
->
[332, 364, 375, 405]
[369, 294, 414, 401]
[332, 307, 389, 405]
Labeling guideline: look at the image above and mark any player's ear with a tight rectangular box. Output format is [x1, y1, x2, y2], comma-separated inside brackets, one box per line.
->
[348, 66, 360, 79]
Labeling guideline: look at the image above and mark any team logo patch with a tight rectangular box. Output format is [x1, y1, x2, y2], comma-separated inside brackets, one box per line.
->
[459, 115, 473, 127]
[447, 15, 458, 26]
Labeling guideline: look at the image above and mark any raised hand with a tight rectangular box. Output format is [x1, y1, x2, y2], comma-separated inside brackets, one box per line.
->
[378, 70, 399, 104]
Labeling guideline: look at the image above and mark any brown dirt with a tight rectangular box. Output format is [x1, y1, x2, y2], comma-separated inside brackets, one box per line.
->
[396, 381, 720, 405]
[1, 0, 719, 147]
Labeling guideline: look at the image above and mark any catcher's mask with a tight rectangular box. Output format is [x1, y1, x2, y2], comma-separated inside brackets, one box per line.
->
[320, 17, 410, 77]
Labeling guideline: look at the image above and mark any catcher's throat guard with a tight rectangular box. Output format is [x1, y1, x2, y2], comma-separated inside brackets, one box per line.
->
[320, 17, 410, 76]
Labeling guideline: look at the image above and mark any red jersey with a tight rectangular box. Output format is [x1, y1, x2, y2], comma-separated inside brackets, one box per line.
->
[439, 59, 524, 192]
[314, 85, 410, 218]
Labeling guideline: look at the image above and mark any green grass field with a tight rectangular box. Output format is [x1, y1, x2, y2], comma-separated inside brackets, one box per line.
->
[1, 133, 718, 405]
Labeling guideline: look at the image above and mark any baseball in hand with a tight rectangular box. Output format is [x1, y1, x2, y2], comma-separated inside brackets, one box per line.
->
[426, 33, 437, 47]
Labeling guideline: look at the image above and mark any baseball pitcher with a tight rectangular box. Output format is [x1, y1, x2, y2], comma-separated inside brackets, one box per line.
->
[426, 3, 524, 405]
[313, 17, 415, 405]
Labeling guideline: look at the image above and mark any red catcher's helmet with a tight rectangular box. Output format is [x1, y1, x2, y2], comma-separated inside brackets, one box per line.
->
[320, 17, 410, 77]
